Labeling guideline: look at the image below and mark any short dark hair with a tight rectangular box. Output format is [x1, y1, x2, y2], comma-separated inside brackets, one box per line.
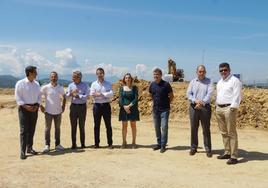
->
[153, 68, 162, 75]
[73, 71, 82, 79]
[219, 62, 230, 70]
[50, 71, 58, 77]
[25, 65, 37, 77]
[96, 67, 105, 74]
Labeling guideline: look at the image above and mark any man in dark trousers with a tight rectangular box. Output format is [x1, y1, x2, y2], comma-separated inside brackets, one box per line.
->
[15, 65, 41, 160]
[149, 68, 174, 153]
[187, 65, 214, 157]
[66, 71, 89, 149]
[90, 68, 114, 149]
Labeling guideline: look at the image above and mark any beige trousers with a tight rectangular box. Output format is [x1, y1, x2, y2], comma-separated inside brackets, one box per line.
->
[216, 106, 238, 159]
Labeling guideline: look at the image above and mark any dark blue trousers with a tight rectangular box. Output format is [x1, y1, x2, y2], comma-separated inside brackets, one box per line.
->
[93, 103, 113, 146]
[18, 106, 38, 156]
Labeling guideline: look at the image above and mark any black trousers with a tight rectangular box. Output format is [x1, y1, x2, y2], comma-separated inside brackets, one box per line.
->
[93, 103, 113, 146]
[18, 106, 38, 155]
[69, 103, 87, 146]
[189, 104, 212, 152]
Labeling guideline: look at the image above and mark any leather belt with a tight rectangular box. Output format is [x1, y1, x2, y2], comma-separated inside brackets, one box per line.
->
[71, 103, 86, 106]
[217, 104, 231, 108]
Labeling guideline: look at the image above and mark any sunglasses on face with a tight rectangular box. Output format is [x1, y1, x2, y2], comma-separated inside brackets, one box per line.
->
[219, 68, 228, 73]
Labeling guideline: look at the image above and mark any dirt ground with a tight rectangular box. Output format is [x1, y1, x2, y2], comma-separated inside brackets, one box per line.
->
[0, 102, 268, 188]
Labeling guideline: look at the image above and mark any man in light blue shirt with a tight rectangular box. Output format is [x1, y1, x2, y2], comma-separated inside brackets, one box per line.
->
[187, 65, 214, 157]
[66, 71, 89, 149]
[90, 68, 114, 149]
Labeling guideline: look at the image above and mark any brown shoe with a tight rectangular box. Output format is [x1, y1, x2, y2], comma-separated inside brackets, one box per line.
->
[20, 153, 27, 160]
[226, 158, 238, 165]
[189, 149, 197, 156]
[206, 152, 213, 158]
[217, 154, 231, 159]
[153, 145, 161, 151]
[121, 143, 127, 149]
[27, 149, 37, 155]
[94, 144, 100, 149]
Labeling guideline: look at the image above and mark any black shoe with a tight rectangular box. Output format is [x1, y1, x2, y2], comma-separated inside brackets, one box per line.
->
[189, 149, 197, 156]
[160, 146, 166, 153]
[71, 145, 77, 150]
[27, 149, 37, 155]
[153, 145, 161, 151]
[206, 152, 213, 158]
[108, 144, 114, 149]
[226, 158, 238, 165]
[81, 144, 86, 149]
[217, 154, 231, 160]
[94, 144, 100, 149]
[20, 153, 27, 160]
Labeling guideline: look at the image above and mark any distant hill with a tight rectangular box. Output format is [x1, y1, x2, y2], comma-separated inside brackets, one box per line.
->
[53, 73, 120, 83]
[0, 75, 19, 88]
[244, 83, 268, 89]
[38, 78, 73, 87]
[0, 74, 120, 88]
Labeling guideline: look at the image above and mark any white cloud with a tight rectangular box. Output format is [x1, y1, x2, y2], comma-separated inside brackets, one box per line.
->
[90, 63, 130, 77]
[0, 46, 24, 76]
[23, 51, 54, 72]
[135, 64, 148, 79]
[55, 48, 80, 74]
[0, 45, 155, 80]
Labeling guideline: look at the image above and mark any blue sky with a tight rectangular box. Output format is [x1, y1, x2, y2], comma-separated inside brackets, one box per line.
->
[0, 0, 268, 83]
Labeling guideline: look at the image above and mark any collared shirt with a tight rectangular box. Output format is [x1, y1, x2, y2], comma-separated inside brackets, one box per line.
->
[66, 82, 89, 104]
[187, 77, 214, 105]
[15, 77, 41, 105]
[90, 80, 113, 103]
[41, 83, 65, 115]
[216, 74, 242, 108]
[149, 79, 173, 112]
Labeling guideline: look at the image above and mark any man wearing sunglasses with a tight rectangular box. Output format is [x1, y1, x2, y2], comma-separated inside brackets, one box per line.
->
[216, 62, 242, 165]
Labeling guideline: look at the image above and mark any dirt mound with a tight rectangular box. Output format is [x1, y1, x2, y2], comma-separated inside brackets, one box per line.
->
[1, 80, 267, 130]
[111, 79, 268, 130]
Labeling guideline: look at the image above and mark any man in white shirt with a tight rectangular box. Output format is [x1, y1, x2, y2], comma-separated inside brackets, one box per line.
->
[216, 62, 242, 165]
[90, 68, 114, 149]
[15, 66, 41, 160]
[40, 71, 66, 153]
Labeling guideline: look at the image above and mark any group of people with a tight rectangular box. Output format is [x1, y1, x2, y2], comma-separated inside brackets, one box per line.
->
[187, 63, 242, 165]
[15, 62, 242, 165]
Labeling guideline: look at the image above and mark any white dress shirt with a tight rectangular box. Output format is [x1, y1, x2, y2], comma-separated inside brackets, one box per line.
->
[90, 80, 113, 103]
[41, 83, 65, 115]
[216, 74, 242, 108]
[15, 77, 41, 105]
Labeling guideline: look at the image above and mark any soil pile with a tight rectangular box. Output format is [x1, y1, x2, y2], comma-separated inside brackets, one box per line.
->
[111, 79, 268, 130]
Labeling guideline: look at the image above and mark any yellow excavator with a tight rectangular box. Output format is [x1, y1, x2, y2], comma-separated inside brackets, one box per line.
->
[168, 58, 184, 82]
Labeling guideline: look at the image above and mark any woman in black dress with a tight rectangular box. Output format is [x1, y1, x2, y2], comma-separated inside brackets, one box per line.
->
[119, 73, 140, 148]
